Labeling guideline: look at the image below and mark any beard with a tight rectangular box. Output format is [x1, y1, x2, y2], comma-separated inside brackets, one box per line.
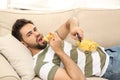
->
[28, 41, 48, 50]
[23, 34, 48, 50]
[36, 41, 47, 49]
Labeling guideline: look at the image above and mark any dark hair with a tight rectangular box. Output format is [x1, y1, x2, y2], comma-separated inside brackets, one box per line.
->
[12, 19, 34, 41]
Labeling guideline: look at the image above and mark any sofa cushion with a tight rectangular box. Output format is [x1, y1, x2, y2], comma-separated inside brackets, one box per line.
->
[0, 34, 35, 80]
[0, 54, 20, 80]
[32, 77, 42, 80]
[87, 77, 107, 80]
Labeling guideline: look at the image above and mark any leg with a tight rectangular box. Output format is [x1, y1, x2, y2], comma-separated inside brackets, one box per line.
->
[102, 45, 120, 80]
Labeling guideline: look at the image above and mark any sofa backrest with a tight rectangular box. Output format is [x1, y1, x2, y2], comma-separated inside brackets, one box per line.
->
[0, 8, 120, 47]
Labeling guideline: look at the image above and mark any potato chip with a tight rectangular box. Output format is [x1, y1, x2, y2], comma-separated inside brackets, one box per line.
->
[44, 32, 54, 42]
[77, 39, 98, 53]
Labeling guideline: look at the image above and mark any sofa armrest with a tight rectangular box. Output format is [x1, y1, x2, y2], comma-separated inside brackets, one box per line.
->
[0, 54, 20, 80]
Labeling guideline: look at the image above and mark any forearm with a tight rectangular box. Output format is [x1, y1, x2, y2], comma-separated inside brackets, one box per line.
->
[56, 17, 79, 40]
[57, 50, 86, 80]
[50, 32, 85, 80]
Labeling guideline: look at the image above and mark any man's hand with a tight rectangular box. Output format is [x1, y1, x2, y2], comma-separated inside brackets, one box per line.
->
[56, 17, 84, 41]
[70, 26, 84, 41]
[49, 33, 63, 54]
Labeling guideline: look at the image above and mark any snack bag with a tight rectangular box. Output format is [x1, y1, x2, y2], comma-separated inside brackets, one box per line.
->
[77, 39, 99, 53]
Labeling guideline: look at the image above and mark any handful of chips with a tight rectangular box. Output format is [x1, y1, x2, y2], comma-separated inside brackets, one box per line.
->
[43, 32, 54, 42]
[77, 39, 99, 52]
[44, 32, 98, 52]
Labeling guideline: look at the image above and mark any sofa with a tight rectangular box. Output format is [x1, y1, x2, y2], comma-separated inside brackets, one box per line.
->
[0, 8, 120, 80]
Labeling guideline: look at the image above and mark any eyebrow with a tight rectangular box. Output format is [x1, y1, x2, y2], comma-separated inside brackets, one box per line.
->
[26, 27, 36, 36]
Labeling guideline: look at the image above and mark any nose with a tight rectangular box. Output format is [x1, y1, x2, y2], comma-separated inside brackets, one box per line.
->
[33, 31, 39, 37]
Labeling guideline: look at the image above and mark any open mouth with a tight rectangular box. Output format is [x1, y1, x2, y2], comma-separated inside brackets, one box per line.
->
[37, 36, 45, 44]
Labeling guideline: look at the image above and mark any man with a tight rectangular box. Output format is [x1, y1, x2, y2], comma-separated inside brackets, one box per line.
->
[12, 17, 120, 80]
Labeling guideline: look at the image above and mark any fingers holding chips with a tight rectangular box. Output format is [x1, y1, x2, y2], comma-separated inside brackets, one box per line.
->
[44, 33, 98, 53]
[44, 32, 54, 42]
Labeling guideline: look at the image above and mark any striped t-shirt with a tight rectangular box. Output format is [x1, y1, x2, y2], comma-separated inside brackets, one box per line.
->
[33, 41, 109, 80]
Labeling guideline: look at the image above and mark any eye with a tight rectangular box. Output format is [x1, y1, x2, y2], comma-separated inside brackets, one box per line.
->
[26, 32, 32, 37]
[34, 27, 38, 31]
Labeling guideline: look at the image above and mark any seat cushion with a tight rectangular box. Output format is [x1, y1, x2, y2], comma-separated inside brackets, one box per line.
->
[87, 77, 107, 80]
[0, 54, 20, 80]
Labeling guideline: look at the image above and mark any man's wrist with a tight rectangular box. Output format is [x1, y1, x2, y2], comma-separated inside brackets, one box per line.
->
[56, 50, 64, 55]
[55, 31, 63, 40]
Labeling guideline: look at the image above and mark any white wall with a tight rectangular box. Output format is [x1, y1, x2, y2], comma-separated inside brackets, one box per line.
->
[82, 0, 120, 9]
[1, 0, 120, 10]
[0, 0, 8, 9]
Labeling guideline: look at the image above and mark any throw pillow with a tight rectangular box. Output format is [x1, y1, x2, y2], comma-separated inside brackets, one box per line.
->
[0, 34, 35, 80]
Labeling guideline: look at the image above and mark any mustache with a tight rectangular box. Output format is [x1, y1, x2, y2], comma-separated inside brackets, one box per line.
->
[36, 34, 43, 42]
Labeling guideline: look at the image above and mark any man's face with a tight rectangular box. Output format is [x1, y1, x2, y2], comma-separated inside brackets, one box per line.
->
[20, 23, 47, 50]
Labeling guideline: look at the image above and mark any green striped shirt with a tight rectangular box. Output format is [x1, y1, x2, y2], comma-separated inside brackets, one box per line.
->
[33, 41, 109, 80]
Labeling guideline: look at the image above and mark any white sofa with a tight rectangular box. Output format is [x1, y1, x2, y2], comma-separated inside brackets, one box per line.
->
[0, 8, 120, 80]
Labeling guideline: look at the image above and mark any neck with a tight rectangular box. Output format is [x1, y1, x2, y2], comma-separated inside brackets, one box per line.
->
[28, 48, 41, 56]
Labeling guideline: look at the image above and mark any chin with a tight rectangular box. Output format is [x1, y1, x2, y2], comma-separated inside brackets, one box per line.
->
[38, 42, 48, 49]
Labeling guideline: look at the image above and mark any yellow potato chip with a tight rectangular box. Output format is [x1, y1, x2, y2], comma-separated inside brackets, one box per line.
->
[44, 32, 54, 42]
[77, 39, 98, 53]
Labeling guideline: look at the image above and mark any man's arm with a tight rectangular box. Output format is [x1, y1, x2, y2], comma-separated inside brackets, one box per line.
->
[50, 33, 86, 80]
[56, 17, 84, 40]
[54, 51, 86, 80]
